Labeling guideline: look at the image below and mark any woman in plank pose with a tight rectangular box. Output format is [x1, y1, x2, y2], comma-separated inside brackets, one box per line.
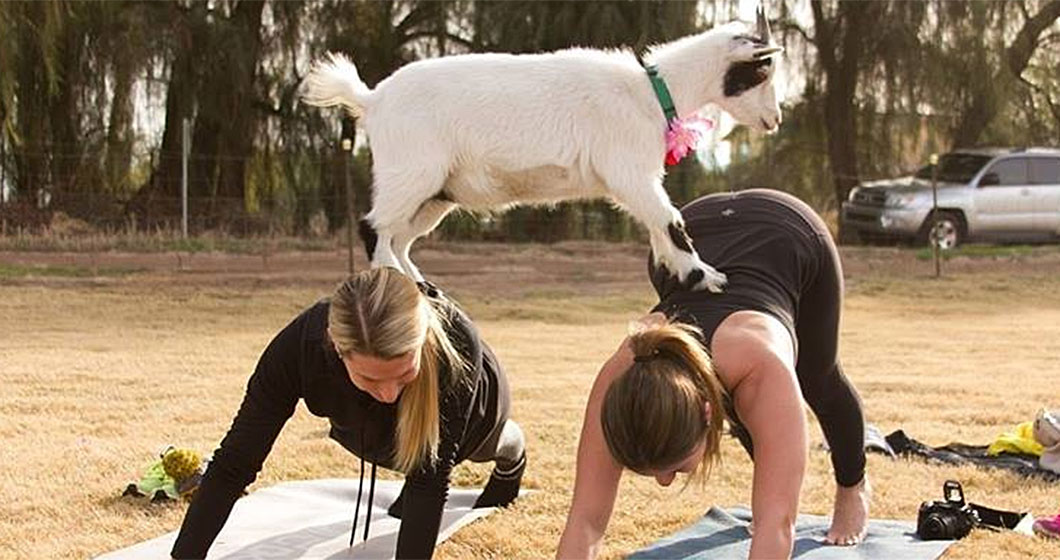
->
[172, 268, 525, 559]
[558, 189, 869, 559]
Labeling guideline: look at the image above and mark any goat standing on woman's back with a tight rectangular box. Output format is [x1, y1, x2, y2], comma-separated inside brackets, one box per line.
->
[304, 9, 783, 292]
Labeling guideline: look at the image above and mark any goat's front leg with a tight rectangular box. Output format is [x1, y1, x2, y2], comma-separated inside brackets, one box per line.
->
[609, 177, 726, 292]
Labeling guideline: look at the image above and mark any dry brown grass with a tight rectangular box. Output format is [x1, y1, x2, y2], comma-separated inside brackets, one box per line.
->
[2, 243, 1060, 559]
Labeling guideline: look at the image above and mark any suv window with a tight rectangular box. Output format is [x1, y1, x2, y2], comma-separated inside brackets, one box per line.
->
[983, 158, 1029, 186]
[1029, 158, 1060, 185]
[915, 154, 992, 182]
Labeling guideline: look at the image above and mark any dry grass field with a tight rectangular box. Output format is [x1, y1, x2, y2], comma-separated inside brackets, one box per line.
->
[2, 241, 1060, 559]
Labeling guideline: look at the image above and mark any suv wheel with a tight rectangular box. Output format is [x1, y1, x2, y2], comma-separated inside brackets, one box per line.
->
[922, 211, 964, 249]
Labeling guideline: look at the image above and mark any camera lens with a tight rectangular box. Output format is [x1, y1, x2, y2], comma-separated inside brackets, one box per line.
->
[922, 514, 953, 540]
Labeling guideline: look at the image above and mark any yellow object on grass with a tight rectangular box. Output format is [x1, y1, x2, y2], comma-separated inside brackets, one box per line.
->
[987, 421, 1044, 457]
[163, 448, 202, 482]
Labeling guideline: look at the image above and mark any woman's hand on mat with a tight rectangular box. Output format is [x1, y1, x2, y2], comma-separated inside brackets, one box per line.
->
[557, 336, 630, 560]
[748, 520, 795, 559]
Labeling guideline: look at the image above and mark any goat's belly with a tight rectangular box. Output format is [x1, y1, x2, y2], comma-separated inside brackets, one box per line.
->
[445, 165, 606, 210]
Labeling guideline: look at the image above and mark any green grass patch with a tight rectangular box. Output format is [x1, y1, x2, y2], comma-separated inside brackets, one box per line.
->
[0, 262, 143, 278]
[914, 243, 1060, 260]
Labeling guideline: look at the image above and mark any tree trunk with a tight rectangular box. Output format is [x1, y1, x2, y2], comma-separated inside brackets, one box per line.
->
[105, 48, 135, 196]
[13, 2, 52, 209]
[128, 2, 206, 227]
[48, 7, 87, 217]
[812, 0, 882, 212]
[951, 0, 1060, 147]
[211, 0, 266, 227]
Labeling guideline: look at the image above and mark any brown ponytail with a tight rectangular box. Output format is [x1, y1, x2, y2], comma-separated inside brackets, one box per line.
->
[601, 320, 726, 481]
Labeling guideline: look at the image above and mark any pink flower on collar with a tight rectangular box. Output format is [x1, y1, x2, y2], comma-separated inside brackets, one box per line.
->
[665, 116, 714, 166]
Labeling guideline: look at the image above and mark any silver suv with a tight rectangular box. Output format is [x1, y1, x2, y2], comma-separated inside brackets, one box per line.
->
[841, 147, 1060, 248]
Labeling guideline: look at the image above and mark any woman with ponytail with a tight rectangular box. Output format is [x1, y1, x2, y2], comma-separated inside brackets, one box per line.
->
[171, 268, 525, 559]
[559, 189, 868, 559]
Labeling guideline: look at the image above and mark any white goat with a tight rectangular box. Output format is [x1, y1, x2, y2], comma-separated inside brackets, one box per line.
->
[304, 10, 783, 291]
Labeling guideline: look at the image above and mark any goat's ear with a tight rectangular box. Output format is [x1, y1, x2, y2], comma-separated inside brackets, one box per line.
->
[751, 45, 783, 60]
[730, 35, 783, 62]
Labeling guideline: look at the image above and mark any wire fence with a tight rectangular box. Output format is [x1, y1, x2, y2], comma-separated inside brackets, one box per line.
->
[0, 144, 701, 243]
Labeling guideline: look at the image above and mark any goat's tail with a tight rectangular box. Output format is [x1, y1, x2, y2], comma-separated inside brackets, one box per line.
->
[303, 52, 372, 118]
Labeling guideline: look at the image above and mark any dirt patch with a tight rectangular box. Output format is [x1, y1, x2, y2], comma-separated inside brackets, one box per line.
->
[4, 241, 1060, 297]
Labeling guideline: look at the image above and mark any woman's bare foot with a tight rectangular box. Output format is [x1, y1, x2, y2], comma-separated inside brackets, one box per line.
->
[825, 477, 871, 546]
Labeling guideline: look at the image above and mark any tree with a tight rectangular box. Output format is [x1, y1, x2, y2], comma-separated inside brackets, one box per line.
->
[809, 0, 888, 207]
[949, 0, 1060, 147]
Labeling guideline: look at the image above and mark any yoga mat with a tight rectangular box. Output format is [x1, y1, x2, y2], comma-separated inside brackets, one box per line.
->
[98, 479, 506, 559]
[630, 507, 955, 560]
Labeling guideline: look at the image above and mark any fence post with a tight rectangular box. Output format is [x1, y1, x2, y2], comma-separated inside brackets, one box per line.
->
[1, 131, 6, 236]
[342, 116, 357, 276]
[930, 153, 941, 278]
[182, 117, 190, 239]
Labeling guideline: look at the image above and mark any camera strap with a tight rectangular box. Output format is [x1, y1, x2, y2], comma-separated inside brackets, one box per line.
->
[969, 502, 1028, 531]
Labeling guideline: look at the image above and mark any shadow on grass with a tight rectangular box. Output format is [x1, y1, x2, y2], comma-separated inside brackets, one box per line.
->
[100, 493, 184, 518]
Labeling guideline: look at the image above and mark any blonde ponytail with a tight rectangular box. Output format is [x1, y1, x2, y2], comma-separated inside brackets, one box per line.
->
[601, 320, 726, 481]
[392, 298, 467, 472]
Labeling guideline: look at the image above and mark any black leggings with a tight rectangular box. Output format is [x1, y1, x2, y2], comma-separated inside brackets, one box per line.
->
[727, 206, 865, 487]
[796, 225, 864, 488]
[654, 189, 865, 488]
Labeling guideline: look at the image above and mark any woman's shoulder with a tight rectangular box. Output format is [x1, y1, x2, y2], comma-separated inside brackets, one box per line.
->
[293, 298, 332, 341]
[266, 299, 333, 366]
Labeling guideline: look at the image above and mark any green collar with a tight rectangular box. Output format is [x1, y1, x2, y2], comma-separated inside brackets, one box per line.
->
[645, 65, 677, 125]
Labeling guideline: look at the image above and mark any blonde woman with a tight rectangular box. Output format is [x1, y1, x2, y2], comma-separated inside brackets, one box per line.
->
[171, 268, 525, 559]
[558, 189, 869, 559]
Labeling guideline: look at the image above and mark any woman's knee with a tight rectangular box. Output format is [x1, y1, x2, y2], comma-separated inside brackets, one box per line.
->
[493, 420, 525, 465]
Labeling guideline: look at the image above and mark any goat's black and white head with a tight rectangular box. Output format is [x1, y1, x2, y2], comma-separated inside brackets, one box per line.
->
[717, 7, 784, 133]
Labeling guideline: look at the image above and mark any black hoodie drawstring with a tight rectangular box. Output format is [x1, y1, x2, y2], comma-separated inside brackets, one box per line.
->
[364, 462, 377, 540]
[350, 421, 379, 547]
[350, 453, 365, 546]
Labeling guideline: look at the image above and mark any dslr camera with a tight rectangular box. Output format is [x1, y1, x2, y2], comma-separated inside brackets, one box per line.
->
[917, 480, 980, 540]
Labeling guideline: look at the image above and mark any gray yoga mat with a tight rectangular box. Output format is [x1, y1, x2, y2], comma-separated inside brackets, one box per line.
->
[98, 479, 513, 560]
[629, 507, 955, 559]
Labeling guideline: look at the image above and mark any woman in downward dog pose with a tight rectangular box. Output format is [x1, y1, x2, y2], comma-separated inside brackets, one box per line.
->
[171, 267, 525, 559]
[558, 189, 869, 559]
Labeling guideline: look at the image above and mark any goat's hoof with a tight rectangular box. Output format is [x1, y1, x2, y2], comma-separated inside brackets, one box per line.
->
[690, 267, 727, 293]
[684, 269, 705, 289]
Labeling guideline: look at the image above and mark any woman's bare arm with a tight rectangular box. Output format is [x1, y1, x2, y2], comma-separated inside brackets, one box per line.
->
[712, 312, 806, 559]
[556, 314, 662, 559]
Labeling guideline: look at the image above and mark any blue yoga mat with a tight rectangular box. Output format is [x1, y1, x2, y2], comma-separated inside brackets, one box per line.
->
[629, 507, 955, 559]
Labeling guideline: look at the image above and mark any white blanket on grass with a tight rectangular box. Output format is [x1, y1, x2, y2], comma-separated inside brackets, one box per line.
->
[98, 479, 502, 559]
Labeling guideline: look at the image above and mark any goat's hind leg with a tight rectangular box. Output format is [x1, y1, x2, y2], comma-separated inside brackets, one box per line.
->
[364, 163, 449, 279]
[607, 176, 726, 292]
[390, 197, 457, 283]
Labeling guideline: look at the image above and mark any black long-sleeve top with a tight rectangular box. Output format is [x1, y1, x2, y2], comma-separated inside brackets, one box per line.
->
[170, 293, 505, 559]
